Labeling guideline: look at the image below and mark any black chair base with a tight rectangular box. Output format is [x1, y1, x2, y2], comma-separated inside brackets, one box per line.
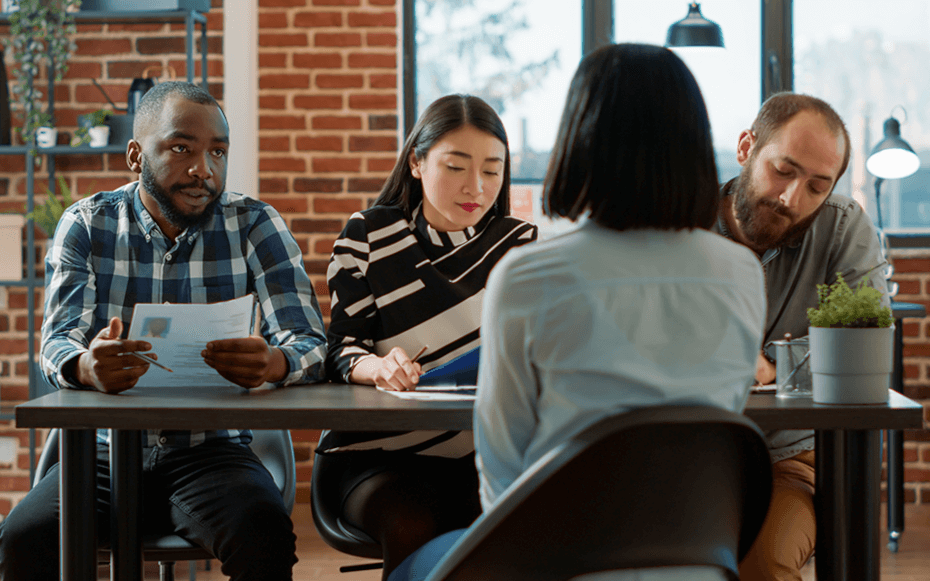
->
[339, 562, 384, 573]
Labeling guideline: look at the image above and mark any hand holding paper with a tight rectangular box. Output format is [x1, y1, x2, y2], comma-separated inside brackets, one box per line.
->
[78, 317, 154, 395]
[202, 335, 287, 389]
[128, 295, 262, 389]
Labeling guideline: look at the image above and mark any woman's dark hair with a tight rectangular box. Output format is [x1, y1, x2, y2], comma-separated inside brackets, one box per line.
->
[544, 43, 719, 231]
[374, 94, 511, 218]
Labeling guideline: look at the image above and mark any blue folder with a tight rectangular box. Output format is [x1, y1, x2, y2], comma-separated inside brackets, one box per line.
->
[417, 347, 480, 386]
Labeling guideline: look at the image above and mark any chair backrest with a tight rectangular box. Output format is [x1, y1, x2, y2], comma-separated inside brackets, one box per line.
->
[309, 446, 383, 559]
[424, 405, 773, 581]
[34, 429, 297, 513]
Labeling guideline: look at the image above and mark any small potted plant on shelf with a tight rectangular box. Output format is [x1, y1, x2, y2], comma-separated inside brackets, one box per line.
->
[806, 272, 894, 405]
[72, 109, 111, 147]
[33, 109, 56, 148]
[2, 0, 79, 156]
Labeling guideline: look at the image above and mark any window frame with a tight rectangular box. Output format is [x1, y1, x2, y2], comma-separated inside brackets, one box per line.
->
[401, 0, 930, 243]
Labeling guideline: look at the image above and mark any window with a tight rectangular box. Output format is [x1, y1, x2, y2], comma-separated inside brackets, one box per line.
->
[794, 0, 930, 231]
[413, 0, 582, 182]
[406, 1, 929, 237]
[613, 0, 761, 183]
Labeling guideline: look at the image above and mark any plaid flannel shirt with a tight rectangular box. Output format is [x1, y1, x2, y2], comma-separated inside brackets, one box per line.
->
[41, 182, 327, 448]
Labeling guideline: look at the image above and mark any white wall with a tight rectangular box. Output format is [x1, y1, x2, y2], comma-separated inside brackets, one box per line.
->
[223, 2, 259, 198]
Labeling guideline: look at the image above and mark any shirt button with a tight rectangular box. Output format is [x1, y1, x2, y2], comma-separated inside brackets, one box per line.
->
[188, 236, 195, 243]
[159, 436, 167, 445]
[165, 253, 172, 262]
[145, 234, 151, 242]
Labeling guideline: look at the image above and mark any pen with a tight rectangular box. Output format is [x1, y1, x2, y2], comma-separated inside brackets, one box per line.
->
[129, 351, 173, 373]
[411, 345, 428, 363]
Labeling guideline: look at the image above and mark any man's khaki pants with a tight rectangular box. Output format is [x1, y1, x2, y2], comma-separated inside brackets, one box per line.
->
[739, 450, 816, 581]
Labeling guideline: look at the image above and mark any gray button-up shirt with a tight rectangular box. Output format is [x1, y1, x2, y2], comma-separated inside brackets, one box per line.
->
[716, 180, 889, 461]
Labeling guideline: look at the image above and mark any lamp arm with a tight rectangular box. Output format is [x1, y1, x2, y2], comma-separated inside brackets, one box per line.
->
[874, 176, 884, 231]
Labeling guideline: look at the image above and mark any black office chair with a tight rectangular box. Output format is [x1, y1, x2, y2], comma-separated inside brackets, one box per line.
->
[34, 428, 297, 581]
[310, 445, 385, 573]
[417, 405, 773, 581]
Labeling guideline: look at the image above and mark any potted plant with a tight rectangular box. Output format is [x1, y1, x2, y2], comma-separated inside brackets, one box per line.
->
[25, 175, 81, 237]
[72, 108, 111, 147]
[806, 272, 894, 404]
[33, 109, 56, 147]
[2, 0, 79, 154]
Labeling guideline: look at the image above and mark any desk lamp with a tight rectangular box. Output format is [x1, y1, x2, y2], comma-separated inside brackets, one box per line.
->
[665, 2, 724, 48]
[866, 108, 920, 298]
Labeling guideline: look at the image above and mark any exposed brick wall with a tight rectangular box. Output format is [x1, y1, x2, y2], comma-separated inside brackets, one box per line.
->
[888, 250, 930, 505]
[2, 0, 930, 522]
[256, 0, 399, 505]
[0, 0, 399, 516]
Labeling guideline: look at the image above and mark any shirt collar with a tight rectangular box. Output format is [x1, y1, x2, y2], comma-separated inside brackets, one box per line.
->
[128, 182, 160, 238]
[412, 203, 494, 248]
[129, 181, 203, 243]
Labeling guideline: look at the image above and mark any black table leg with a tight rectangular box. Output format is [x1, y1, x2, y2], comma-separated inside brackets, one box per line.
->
[816, 429, 846, 581]
[887, 318, 906, 552]
[110, 430, 144, 581]
[60, 429, 97, 581]
[816, 429, 883, 581]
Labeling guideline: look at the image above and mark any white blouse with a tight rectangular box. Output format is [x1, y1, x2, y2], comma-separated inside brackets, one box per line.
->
[474, 221, 767, 510]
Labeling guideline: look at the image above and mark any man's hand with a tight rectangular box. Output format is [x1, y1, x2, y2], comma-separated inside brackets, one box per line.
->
[756, 351, 776, 385]
[202, 336, 287, 389]
[350, 346, 422, 391]
[77, 317, 153, 394]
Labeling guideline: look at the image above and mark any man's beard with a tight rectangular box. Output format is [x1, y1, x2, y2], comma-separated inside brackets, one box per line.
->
[732, 160, 822, 250]
[141, 162, 221, 232]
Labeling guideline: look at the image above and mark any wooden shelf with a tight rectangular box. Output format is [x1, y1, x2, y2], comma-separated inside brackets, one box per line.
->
[0, 144, 125, 155]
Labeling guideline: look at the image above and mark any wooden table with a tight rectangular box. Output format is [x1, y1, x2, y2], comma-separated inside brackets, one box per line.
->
[16, 385, 925, 581]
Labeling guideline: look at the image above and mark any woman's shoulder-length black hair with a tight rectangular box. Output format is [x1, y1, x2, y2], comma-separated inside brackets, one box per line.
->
[373, 94, 512, 219]
[544, 43, 719, 231]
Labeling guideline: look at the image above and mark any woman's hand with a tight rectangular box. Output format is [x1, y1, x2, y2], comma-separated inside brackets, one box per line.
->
[350, 347, 422, 390]
[755, 351, 776, 385]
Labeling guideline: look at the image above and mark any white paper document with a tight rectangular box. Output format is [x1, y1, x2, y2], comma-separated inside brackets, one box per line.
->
[751, 383, 777, 394]
[127, 295, 256, 388]
[376, 385, 477, 401]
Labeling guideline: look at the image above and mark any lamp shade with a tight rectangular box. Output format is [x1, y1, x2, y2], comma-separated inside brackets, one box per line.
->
[866, 117, 920, 180]
[666, 2, 724, 48]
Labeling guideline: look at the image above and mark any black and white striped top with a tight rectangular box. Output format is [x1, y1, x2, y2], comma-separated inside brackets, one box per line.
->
[326, 203, 538, 383]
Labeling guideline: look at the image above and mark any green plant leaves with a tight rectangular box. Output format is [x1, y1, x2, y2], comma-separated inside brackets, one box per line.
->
[24, 175, 77, 237]
[807, 272, 894, 328]
[2, 0, 80, 154]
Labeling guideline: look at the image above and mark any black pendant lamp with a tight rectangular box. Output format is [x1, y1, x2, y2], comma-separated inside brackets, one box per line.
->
[867, 110, 920, 231]
[866, 116, 920, 180]
[666, 2, 725, 48]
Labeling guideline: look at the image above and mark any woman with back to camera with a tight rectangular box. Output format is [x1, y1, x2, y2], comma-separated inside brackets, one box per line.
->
[387, 43, 767, 581]
[316, 94, 537, 578]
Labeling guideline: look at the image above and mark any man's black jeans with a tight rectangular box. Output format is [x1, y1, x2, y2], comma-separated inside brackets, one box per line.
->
[0, 438, 296, 581]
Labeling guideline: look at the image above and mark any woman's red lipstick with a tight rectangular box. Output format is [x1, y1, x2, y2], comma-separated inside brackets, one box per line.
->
[460, 203, 480, 212]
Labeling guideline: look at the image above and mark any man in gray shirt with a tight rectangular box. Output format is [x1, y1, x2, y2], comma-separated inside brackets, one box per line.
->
[716, 92, 889, 581]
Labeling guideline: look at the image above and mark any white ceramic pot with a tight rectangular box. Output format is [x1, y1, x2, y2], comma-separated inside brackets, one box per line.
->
[88, 125, 110, 147]
[35, 126, 57, 148]
[808, 325, 894, 405]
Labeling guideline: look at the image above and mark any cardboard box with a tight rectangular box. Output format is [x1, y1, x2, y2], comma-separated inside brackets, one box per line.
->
[0, 214, 24, 281]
